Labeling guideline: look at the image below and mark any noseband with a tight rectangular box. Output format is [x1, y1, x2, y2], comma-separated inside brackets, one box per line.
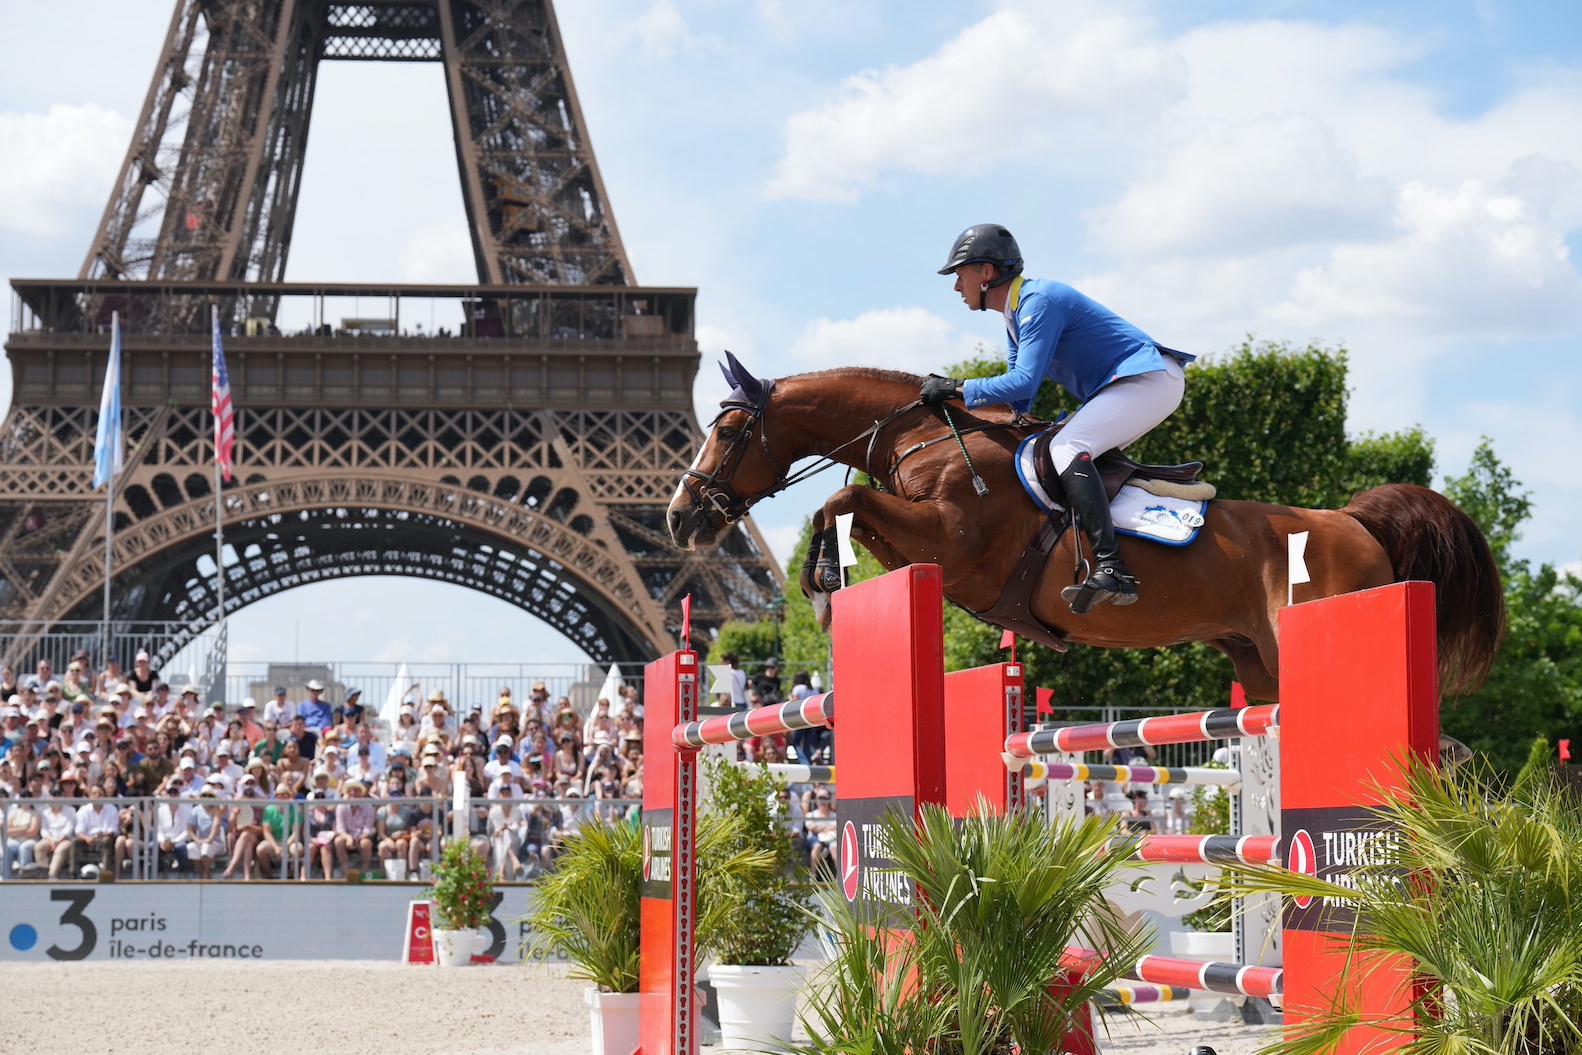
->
[679, 382, 928, 527]
[680, 386, 782, 525]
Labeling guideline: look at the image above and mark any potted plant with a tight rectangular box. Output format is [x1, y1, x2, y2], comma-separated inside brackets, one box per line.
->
[528, 813, 772, 1055]
[790, 804, 1155, 1055]
[700, 758, 818, 1052]
[430, 841, 493, 966]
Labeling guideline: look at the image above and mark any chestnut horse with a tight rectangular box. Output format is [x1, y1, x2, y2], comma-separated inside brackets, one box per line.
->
[667, 362, 1504, 700]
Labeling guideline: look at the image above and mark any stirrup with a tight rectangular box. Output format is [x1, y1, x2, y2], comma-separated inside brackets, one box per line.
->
[1061, 565, 1138, 616]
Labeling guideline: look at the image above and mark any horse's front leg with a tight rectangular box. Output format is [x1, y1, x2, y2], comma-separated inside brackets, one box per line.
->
[807, 486, 961, 623]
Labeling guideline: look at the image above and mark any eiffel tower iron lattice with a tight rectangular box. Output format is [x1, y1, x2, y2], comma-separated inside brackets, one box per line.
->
[2, 0, 781, 669]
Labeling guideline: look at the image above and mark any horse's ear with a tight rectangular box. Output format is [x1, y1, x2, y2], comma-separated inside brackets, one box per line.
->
[723, 349, 762, 401]
[718, 358, 736, 389]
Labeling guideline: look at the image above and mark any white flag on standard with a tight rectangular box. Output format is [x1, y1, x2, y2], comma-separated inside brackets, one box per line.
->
[92, 317, 124, 490]
[1287, 530, 1311, 605]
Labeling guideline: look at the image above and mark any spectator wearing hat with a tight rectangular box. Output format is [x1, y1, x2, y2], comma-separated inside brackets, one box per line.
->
[153, 778, 193, 874]
[4, 792, 41, 878]
[188, 786, 227, 879]
[334, 778, 378, 876]
[263, 686, 294, 726]
[127, 651, 159, 695]
[256, 782, 300, 880]
[147, 682, 173, 720]
[210, 744, 243, 792]
[236, 699, 266, 748]
[485, 775, 529, 881]
[174, 757, 204, 797]
[333, 688, 366, 730]
[485, 737, 522, 785]
[298, 680, 333, 733]
[303, 770, 338, 880]
[393, 703, 420, 754]
[583, 697, 616, 747]
[345, 744, 381, 789]
[318, 744, 347, 789]
[351, 723, 385, 777]
[419, 691, 456, 748]
[487, 696, 521, 744]
[222, 774, 268, 880]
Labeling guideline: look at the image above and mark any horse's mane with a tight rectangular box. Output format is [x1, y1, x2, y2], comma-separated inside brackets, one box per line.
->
[785, 366, 924, 386]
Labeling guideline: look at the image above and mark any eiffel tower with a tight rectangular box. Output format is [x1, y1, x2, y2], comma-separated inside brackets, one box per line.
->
[0, 0, 781, 669]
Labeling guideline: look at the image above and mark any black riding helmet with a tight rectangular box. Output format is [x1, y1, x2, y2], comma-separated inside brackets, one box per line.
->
[937, 224, 1023, 287]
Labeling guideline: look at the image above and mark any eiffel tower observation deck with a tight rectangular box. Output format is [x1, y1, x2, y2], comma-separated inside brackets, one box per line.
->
[1, 0, 782, 672]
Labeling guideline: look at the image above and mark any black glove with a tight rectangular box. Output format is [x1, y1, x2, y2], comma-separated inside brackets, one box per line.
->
[920, 375, 964, 406]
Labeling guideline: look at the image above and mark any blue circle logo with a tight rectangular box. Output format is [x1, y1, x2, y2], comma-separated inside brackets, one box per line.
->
[9, 923, 38, 952]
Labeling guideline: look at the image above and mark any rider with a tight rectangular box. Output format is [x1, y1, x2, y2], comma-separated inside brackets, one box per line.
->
[921, 224, 1192, 614]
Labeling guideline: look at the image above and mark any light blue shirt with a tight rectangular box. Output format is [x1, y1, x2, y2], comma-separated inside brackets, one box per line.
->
[963, 278, 1192, 413]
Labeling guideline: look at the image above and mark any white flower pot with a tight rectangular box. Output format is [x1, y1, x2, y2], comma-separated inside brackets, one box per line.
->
[1169, 930, 1236, 1015]
[433, 927, 477, 967]
[586, 988, 641, 1055]
[709, 964, 804, 1051]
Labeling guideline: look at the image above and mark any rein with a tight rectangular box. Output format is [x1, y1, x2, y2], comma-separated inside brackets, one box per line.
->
[682, 386, 1032, 523]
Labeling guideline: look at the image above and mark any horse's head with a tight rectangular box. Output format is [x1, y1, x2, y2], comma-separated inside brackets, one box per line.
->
[667, 352, 785, 550]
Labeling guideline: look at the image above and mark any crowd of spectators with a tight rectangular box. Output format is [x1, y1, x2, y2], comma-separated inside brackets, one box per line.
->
[0, 649, 647, 882]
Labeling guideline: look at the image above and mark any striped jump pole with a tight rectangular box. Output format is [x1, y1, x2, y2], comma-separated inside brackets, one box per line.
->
[749, 763, 835, 784]
[1110, 834, 1280, 867]
[1063, 948, 1283, 1003]
[1131, 954, 1283, 1003]
[672, 692, 833, 749]
[1096, 984, 1192, 1007]
[1004, 704, 1279, 759]
[1013, 758, 1243, 789]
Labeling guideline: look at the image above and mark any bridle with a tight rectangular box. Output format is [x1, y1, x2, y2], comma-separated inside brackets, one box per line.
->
[678, 381, 926, 526]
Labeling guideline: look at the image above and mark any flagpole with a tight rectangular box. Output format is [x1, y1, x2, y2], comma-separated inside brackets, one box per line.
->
[102, 312, 118, 659]
[212, 305, 226, 632]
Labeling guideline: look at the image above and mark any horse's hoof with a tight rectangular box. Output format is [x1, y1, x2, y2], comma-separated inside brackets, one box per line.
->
[814, 562, 842, 594]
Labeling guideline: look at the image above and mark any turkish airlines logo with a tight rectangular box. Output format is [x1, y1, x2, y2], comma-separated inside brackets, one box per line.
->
[840, 821, 860, 902]
[1288, 828, 1318, 909]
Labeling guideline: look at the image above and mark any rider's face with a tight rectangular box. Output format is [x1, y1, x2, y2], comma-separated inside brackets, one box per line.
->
[951, 263, 996, 310]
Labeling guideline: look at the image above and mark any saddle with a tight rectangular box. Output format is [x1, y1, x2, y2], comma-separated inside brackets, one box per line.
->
[985, 442, 1214, 653]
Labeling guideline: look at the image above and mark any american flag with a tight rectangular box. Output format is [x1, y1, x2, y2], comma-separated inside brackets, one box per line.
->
[211, 310, 235, 482]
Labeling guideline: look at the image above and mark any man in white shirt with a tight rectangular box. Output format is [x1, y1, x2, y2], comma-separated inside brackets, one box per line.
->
[263, 685, 295, 726]
[154, 780, 194, 873]
[75, 784, 120, 870]
[350, 725, 386, 777]
[211, 745, 244, 792]
[484, 736, 522, 784]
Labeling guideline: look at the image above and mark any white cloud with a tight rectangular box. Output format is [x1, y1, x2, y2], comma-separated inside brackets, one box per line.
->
[766, 8, 1179, 203]
[0, 103, 129, 236]
[399, 222, 477, 284]
[786, 306, 982, 376]
[1086, 114, 1392, 257]
[1271, 178, 1582, 339]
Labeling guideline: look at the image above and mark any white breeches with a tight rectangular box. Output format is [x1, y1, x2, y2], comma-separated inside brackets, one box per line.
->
[1048, 358, 1186, 473]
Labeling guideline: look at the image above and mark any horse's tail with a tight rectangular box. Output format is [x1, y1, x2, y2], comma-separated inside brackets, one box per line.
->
[1342, 483, 1505, 695]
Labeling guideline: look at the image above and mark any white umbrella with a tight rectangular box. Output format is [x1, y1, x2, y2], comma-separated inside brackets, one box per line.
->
[598, 663, 626, 717]
[381, 663, 411, 729]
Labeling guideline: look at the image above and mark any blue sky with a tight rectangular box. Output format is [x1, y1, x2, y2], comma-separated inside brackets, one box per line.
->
[1, 0, 1579, 666]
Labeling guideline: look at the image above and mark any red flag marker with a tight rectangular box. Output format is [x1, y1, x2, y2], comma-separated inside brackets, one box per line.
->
[1561, 739, 1572, 763]
[1036, 687, 1055, 719]
[680, 594, 692, 650]
[1229, 682, 1248, 710]
[999, 629, 1016, 665]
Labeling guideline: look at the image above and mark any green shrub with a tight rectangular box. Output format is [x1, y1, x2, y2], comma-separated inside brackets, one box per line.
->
[431, 841, 494, 930]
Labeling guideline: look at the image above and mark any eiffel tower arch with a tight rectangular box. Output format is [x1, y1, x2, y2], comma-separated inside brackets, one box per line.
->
[1, 0, 781, 667]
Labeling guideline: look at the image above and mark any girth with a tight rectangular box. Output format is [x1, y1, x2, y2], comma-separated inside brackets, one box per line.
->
[979, 516, 1073, 654]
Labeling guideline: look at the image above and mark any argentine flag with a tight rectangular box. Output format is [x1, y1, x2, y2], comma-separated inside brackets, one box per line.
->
[92, 318, 123, 490]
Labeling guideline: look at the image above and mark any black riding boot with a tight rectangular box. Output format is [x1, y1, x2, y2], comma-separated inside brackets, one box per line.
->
[1058, 453, 1138, 615]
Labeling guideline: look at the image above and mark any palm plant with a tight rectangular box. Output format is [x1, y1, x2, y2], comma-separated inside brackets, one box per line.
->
[791, 802, 1158, 1055]
[1226, 758, 1582, 1055]
[526, 814, 774, 993]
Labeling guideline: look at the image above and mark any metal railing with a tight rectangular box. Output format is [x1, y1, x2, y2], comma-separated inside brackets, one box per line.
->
[0, 792, 641, 883]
